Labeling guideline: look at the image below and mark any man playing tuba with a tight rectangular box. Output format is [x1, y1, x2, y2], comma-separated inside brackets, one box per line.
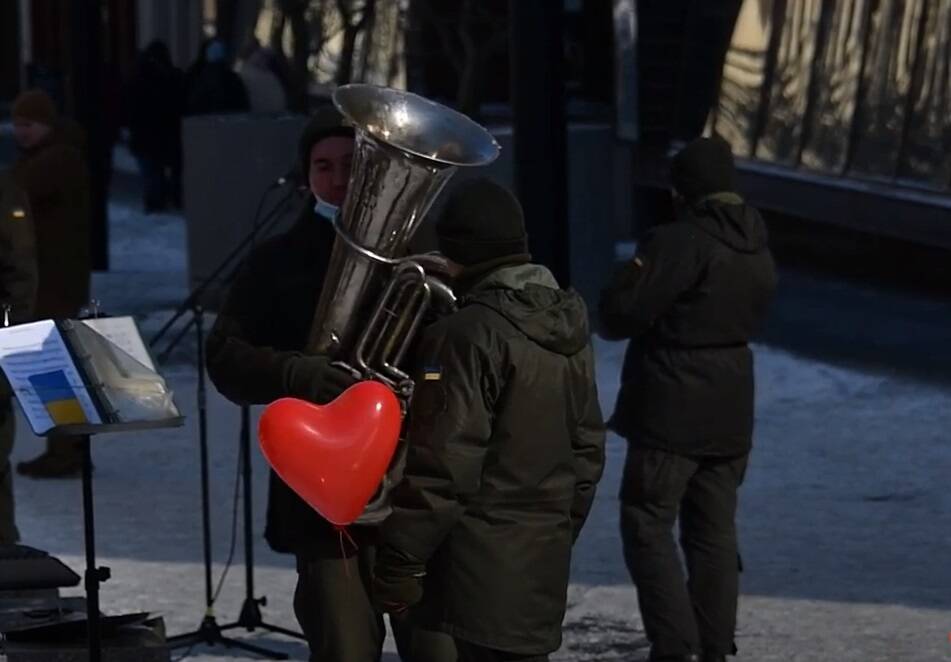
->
[206, 106, 455, 662]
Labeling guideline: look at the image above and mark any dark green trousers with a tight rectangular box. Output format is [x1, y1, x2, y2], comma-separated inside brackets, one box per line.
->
[455, 640, 550, 662]
[620, 444, 748, 659]
[294, 543, 456, 662]
[0, 397, 18, 545]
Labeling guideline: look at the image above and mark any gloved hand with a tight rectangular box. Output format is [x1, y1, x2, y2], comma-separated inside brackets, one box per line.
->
[372, 545, 426, 614]
[283, 354, 358, 404]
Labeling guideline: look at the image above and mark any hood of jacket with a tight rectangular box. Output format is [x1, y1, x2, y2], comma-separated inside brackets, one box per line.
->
[465, 263, 590, 356]
[684, 192, 769, 254]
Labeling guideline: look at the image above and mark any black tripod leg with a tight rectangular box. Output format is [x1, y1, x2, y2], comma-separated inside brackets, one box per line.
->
[229, 405, 307, 641]
[168, 619, 289, 660]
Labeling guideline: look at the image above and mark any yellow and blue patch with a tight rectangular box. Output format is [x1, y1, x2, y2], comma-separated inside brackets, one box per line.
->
[423, 366, 442, 381]
[29, 370, 88, 425]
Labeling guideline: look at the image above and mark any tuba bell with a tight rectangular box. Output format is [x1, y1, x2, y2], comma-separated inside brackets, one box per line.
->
[307, 84, 499, 390]
[306, 84, 500, 523]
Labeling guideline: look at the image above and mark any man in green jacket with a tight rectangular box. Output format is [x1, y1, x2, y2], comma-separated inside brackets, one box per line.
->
[600, 136, 777, 662]
[373, 178, 606, 662]
[11, 89, 91, 478]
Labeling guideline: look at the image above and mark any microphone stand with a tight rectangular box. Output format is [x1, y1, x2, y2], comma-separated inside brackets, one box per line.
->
[221, 405, 307, 643]
[157, 182, 304, 659]
[150, 180, 299, 361]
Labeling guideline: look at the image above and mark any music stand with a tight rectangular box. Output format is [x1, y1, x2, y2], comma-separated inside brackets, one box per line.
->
[0, 317, 184, 662]
[154, 184, 305, 658]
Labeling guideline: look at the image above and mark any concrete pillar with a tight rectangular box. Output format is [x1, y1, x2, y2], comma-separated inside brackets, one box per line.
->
[181, 114, 309, 307]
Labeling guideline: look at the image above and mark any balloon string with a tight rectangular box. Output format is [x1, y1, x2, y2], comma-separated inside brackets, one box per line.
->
[341, 526, 357, 549]
[335, 525, 359, 581]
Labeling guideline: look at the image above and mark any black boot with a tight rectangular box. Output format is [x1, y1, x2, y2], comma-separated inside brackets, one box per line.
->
[702, 653, 727, 662]
[649, 654, 700, 662]
[16, 437, 83, 478]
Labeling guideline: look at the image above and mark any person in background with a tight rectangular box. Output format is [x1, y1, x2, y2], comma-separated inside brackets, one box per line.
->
[0, 171, 37, 542]
[10, 89, 91, 479]
[125, 40, 185, 212]
[599, 135, 777, 662]
[185, 38, 249, 116]
[236, 40, 288, 114]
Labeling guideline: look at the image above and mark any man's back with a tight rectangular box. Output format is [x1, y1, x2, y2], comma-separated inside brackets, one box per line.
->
[645, 198, 776, 347]
[602, 195, 778, 455]
[443, 265, 595, 499]
[386, 263, 605, 655]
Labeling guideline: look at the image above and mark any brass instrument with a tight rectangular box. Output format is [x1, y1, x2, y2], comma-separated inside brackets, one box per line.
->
[307, 84, 500, 522]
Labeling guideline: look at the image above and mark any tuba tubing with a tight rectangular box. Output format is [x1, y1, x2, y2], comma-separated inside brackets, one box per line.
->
[305, 85, 500, 524]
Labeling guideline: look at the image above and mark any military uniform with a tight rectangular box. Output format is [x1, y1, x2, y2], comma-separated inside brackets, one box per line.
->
[599, 137, 777, 662]
[374, 179, 606, 662]
[0, 171, 38, 543]
[11, 90, 91, 478]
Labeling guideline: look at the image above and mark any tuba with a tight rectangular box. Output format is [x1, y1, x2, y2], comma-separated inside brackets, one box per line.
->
[306, 84, 499, 522]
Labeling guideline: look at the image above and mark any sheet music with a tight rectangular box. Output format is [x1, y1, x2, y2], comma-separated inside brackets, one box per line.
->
[0, 320, 103, 435]
[81, 317, 156, 371]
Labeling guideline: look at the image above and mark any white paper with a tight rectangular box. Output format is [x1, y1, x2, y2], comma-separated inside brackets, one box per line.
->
[81, 316, 156, 371]
[0, 320, 103, 435]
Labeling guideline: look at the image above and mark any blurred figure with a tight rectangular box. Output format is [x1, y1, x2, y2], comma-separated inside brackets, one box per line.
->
[184, 37, 212, 94]
[237, 41, 288, 114]
[125, 40, 185, 212]
[185, 39, 250, 116]
[599, 136, 777, 662]
[0, 172, 37, 543]
[10, 89, 91, 479]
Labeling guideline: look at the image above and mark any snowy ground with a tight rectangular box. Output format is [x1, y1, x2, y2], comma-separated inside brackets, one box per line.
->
[5, 199, 951, 661]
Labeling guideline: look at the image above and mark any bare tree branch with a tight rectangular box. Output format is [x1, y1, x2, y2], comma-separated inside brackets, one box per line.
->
[335, 0, 377, 84]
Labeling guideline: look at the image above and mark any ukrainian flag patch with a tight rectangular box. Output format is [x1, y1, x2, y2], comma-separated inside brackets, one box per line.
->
[423, 366, 442, 381]
[29, 370, 88, 425]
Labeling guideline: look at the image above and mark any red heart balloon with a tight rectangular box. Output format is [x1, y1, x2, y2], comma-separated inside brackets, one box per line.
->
[258, 381, 402, 526]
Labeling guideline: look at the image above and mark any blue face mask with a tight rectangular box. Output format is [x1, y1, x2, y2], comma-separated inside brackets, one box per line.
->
[313, 196, 339, 222]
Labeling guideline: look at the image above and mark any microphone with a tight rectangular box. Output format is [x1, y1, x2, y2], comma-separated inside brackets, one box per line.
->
[275, 165, 302, 187]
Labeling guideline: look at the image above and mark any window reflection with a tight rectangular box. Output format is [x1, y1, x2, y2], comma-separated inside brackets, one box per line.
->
[711, 0, 950, 192]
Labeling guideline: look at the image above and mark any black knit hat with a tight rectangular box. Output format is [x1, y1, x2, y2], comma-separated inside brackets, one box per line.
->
[436, 178, 529, 266]
[298, 105, 355, 179]
[670, 135, 736, 203]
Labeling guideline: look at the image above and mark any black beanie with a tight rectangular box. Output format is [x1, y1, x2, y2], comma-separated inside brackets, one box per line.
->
[670, 135, 736, 203]
[298, 105, 355, 179]
[436, 178, 529, 266]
